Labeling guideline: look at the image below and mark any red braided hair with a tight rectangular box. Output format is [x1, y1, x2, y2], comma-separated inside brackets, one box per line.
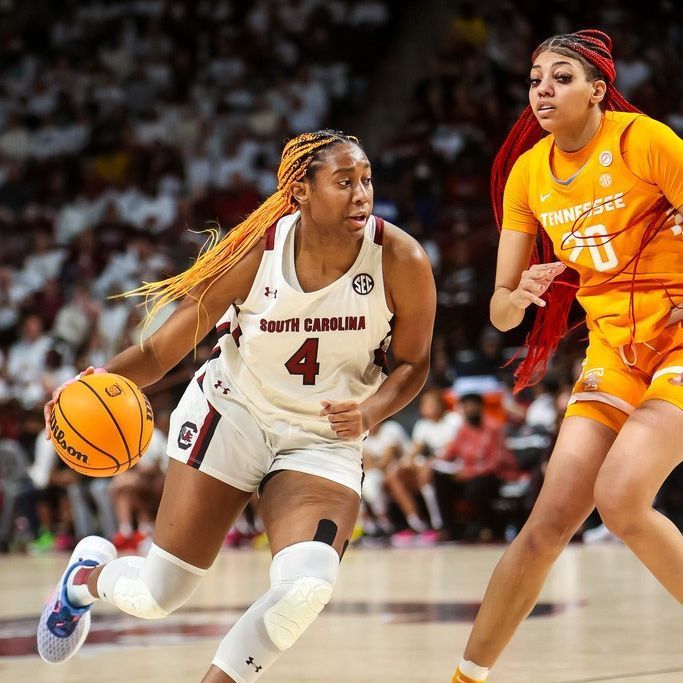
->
[491, 29, 670, 391]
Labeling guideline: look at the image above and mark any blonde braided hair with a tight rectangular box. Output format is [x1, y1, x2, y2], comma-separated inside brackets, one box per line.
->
[123, 129, 360, 338]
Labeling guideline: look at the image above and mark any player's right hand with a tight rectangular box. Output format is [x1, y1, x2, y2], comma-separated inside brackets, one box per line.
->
[509, 261, 566, 310]
[43, 366, 104, 439]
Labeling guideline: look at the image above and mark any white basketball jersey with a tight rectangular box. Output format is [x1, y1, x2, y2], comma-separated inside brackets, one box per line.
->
[200, 211, 393, 437]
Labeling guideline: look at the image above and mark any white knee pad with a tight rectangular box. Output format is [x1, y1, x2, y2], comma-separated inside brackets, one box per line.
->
[97, 543, 206, 619]
[264, 540, 339, 650]
[213, 541, 339, 682]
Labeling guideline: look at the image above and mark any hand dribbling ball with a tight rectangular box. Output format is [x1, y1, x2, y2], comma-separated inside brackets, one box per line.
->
[49, 373, 154, 477]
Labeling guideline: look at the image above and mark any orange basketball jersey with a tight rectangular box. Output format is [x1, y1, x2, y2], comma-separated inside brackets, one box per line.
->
[504, 111, 683, 347]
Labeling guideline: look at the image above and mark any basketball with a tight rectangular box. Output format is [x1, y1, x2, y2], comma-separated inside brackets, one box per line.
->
[49, 373, 154, 478]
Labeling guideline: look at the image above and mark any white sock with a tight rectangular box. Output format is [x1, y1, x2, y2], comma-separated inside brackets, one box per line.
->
[420, 483, 443, 529]
[407, 513, 428, 532]
[458, 658, 489, 681]
[66, 565, 97, 607]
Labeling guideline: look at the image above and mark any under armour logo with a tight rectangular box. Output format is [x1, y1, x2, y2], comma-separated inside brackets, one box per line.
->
[246, 657, 262, 672]
[214, 379, 229, 395]
[265, 287, 278, 298]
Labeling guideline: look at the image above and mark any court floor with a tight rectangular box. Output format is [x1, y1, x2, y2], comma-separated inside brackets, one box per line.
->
[0, 543, 680, 682]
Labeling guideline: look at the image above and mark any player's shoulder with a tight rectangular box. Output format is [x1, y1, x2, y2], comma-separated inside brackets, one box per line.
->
[226, 232, 267, 278]
[505, 145, 539, 187]
[379, 219, 430, 268]
[200, 230, 268, 303]
[615, 110, 677, 142]
[605, 110, 642, 129]
[518, 136, 551, 168]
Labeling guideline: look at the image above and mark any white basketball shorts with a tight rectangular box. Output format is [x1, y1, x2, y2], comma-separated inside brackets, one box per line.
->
[167, 376, 363, 496]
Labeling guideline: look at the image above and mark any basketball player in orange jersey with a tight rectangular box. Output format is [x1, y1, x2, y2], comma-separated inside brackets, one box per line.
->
[37, 129, 437, 681]
[452, 30, 683, 683]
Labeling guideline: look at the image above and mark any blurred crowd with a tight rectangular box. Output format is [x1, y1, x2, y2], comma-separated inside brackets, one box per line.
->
[372, 0, 683, 359]
[1, 0, 682, 554]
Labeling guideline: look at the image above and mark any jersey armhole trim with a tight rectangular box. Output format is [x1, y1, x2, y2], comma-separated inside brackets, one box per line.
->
[373, 216, 384, 245]
[264, 221, 278, 250]
[619, 116, 658, 188]
[235, 221, 278, 311]
[501, 224, 538, 235]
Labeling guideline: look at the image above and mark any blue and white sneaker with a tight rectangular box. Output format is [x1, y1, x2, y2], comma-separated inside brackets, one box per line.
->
[37, 535, 116, 663]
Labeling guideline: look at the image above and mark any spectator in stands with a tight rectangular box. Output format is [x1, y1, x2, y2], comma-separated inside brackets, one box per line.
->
[7, 314, 51, 407]
[435, 393, 509, 541]
[385, 387, 463, 545]
[453, 325, 506, 380]
[109, 411, 170, 552]
[25, 434, 77, 552]
[0, 438, 32, 552]
[1, 0, 682, 557]
[359, 418, 410, 542]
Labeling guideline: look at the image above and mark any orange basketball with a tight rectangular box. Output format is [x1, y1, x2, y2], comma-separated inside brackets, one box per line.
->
[49, 373, 154, 477]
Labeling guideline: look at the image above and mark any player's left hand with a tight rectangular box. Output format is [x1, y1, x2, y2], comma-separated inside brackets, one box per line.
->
[320, 400, 368, 440]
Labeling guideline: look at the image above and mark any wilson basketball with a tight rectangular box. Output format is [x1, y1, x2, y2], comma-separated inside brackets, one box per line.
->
[49, 373, 154, 477]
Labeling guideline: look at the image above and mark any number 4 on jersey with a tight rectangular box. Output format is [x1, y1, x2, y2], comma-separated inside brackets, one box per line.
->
[285, 338, 320, 385]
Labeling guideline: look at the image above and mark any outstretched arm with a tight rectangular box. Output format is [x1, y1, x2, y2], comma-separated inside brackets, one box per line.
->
[43, 240, 264, 433]
[105, 242, 264, 388]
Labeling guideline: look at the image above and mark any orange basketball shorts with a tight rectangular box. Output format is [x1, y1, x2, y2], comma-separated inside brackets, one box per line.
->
[565, 322, 683, 432]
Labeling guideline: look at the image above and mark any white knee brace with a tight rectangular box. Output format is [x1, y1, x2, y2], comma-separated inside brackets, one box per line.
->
[264, 540, 338, 650]
[97, 543, 206, 619]
[213, 541, 339, 683]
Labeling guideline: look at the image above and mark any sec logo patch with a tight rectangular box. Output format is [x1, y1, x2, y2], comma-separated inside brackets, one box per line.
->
[352, 273, 374, 295]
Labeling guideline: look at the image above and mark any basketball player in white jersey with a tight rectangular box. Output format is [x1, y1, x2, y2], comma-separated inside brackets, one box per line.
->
[38, 130, 436, 682]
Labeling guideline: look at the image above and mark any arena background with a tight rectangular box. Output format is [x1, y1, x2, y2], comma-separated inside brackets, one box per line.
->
[0, 0, 681, 555]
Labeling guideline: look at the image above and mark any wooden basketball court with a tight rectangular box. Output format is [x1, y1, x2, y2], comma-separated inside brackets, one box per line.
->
[1, 544, 681, 682]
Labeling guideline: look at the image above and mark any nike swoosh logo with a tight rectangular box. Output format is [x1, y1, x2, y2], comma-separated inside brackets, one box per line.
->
[540, 193, 551, 202]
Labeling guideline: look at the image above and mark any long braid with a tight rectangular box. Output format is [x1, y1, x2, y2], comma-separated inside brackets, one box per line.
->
[490, 107, 544, 229]
[123, 129, 359, 337]
[493, 29, 670, 391]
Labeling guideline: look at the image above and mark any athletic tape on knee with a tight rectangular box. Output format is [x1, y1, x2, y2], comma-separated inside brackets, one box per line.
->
[97, 543, 206, 619]
[212, 541, 340, 682]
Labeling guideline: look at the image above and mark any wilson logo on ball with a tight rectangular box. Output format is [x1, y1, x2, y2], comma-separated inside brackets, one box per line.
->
[105, 384, 122, 397]
[50, 413, 89, 463]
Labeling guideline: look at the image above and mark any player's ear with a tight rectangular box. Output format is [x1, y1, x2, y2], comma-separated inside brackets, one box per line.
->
[591, 79, 607, 105]
[290, 180, 309, 206]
